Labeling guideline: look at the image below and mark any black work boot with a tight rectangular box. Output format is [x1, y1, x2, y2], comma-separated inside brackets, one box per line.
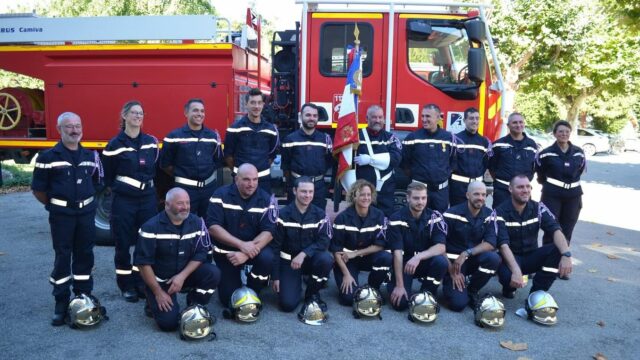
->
[468, 291, 480, 309]
[51, 300, 68, 326]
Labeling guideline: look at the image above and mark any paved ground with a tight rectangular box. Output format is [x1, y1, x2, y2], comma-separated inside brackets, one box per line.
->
[0, 152, 639, 359]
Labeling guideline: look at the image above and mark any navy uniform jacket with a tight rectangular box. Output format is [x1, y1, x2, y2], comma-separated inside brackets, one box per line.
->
[102, 131, 158, 197]
[488, 134, 537, 188]
[453, 130, 490, 178]
[535, 142, 585, 198]
[330, 206, 388, 252]
[495, 200, 561, 256]
[355, 129, 402, 190]
[134, 211, 208, 281]
[224, 115, 278, 174]
[206, 183, 276, 252]
[32, 142, 99, 216]
[160, 124, 222, 181]
[271, 203, 331, 280]
[442, 203, 497, 255]
[402, 127, 455, 184]
[281, 128, 332, 177]
[387, 206, 446, 262]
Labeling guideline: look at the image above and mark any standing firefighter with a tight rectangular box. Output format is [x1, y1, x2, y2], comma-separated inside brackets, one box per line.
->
[160, 98, 223, 217]
[32, 112, 103, 326]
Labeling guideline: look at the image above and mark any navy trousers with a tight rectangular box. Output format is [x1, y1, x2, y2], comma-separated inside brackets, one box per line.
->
[442, 252, 501, 311]
[387, 255, 449, 311]
[541, 193, 582, 245]
[333, 251, 393, 306]
[498, 244, 562, 294]
[277, 251, 333, 312]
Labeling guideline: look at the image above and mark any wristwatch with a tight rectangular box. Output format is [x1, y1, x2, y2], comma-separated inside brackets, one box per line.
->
[562, 251, 572, 257]
[465, 248, 473, 257]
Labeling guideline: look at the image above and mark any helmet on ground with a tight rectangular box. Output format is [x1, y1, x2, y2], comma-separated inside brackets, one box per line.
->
[526, 290, 558, 326]
[180, 305, 216, 340]
[408, 291, 439, 323]
[230, 286, 262, 323]
[474, 294, 505, 328]
[297, 298, 327, 326]
[68, 294, 106, 328]
[352, 285, 382, 319]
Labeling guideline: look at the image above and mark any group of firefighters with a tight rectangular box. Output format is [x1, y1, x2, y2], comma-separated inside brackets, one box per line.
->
[31, 87, 585, 334]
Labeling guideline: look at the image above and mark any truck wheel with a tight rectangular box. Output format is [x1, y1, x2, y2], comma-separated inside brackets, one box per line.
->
[94, 189, 113, 246]
[0, 91, 22, 130]
[582, 143, 596, 157]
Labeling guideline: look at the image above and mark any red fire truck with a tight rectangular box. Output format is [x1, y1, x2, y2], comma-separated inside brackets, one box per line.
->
[0, 0, 505, 242]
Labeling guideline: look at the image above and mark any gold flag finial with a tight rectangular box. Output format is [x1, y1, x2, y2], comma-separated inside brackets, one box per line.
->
[354, 23, 360, 45]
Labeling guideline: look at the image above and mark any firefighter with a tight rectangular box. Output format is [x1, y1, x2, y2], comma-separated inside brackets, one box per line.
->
[281, 103, 333, 210]
[31, 112, 102, 326]
[160, 98, 223, 217]
[401, 103, 455, 213]
[387, 182, 449, 311]
[102, 101, 158, 303]
[488, 112, 538, 208]
[271, 176, 333, 312]
[442, 181, 501, 311]
[331, 179, 392, 306]
[135, 188, 221, 332]
[450, 107, 491, 207]
[224, 88, 279, 192]
[496, 175, 572, 299]
[354, 105, 402, 216]
[206, 163, 276, 310]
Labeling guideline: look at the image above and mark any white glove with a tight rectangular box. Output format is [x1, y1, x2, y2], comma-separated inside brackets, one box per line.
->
[354, 154, 372, 166]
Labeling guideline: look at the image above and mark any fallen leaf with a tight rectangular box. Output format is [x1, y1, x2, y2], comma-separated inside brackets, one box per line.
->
[500, 340, 528, 351]
[606, 231, 614, 236]
[517, 357, 532, 360]
[591, 242, 603, 247]
[607, 254, 619, 260]
[588, 269, 598, 273]
[0, 252, 5, 256]
[607, 277, 617, 282]
[596, 320, 605, 327]
[593, 353, 608, 360]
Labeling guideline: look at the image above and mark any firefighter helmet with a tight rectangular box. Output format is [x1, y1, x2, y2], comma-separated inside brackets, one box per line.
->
[526, 290, 558, 326]
[179, 305, 216, 340]
[408, 291, 439, 323]
[474, 294, 506, 328]
[68, 294, 106, 328]
[352, 285, 383, 319]
[297, 298, 327, 326]
[230, 286, 262, 323]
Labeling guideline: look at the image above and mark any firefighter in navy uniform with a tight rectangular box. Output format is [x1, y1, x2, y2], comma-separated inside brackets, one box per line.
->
[224, 88, 279, 192]
[353, 105, 402, 216]
[271, 177, 334, 312]
[102, 101, 159, 303]
[535, 120, 585, 247]
[281, 103, 333, 210]
[32, 112, 102, 326]
[207, 163, 276, 310]
[402, 104, 455, 212]
[160, 98, 223, 217]
[135, 188, 221, 332]
[496, 175, 572, 299]
[331, 179, 392, 306]
[442, 181, 501, 311]
[387, 182, 449, 311]
[450, 107, 491, 207]
[488, 112, 538, 208]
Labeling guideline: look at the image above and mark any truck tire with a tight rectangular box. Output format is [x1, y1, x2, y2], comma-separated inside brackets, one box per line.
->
[94, 189, 113, 246]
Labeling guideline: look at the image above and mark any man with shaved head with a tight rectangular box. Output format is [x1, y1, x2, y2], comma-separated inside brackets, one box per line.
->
[207, 163, 276, 312]
[135, 187, 220, 332]
[441, 181, 501, 311]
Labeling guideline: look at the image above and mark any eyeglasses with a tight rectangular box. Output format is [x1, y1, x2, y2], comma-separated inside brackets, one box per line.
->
[62, 124, 82, 130]
[129, 111, 144, 116]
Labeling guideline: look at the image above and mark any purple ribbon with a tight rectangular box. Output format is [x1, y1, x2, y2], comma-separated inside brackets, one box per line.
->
[214, 130, 224, 159]
[534, 149, 542, 167]
[488, 209, 499, 236]
[320, 215, 333, 238]
[452, 134, 465, 154]
[376, 217, 389, 241]
[195, 217, 213, 252]
[269, 124, 280, 155]
[92, 150, 104, 179]
[150, 135, 160, 163]
[325, 134, 333, 154]
[429, 211, 448, 236]
[486, 142, 494, 158]
[538, 201, 556, 221]
[262, 194, 280, 224]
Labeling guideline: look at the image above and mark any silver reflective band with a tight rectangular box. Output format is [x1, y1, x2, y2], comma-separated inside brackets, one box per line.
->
[496, 178, 510, 186]
[280, 251, 292, 260]
[412, 179, 448, 190]
[291, 171, 324, 181]
[213, 246, 233, 254]
[546, 177, 580, 190]
[49, 275, 72, 285]
[175, 171, 217, 188]
[116, 269, 132, 275]
[233, 167, 271, 178]
[50, 196, 94, 208]
[116, 175, 153, 190]
[451, 174, 484, 183]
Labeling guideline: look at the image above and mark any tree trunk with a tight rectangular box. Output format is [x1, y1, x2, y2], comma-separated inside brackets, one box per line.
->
[565, 90, 589, 128]
[502, 49, 535, 116]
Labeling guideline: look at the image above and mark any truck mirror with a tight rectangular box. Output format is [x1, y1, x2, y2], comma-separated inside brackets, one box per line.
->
[407, 20, 432, 41]
[467, 47, 486, 83]
[464, 19, 486, 44]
